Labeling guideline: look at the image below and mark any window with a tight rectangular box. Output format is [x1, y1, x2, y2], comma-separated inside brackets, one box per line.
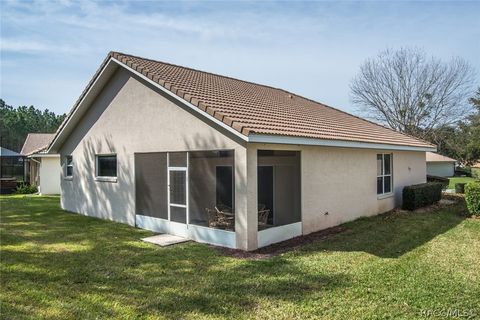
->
[96, 155, 117, 177]
[377, 154, 392, 195]
[65, 156, 73, 177]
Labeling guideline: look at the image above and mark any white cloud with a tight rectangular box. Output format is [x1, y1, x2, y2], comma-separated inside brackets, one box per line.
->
[0, 38, 79, 54]
[0, 1, 478, 114]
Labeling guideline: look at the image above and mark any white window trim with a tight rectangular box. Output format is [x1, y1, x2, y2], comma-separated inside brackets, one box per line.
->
[64, 155, 73, 180]
[95, 154, 118, 182]
[377, 153, 393, 198]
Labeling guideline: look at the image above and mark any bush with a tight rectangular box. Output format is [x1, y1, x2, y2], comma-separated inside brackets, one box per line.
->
[472, 168, 480, 180]
[465, 182, 480, 216]
[455, 183, 467, 194]
[15, 183, 38, 194]
[402, 182, 443, 211]
[427, 175, 449, 190]
[455, 167, 472, 177]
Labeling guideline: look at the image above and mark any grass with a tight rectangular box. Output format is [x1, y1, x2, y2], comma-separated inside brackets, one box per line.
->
[448, 177, 477, 189]
[1, 196, 479, 319]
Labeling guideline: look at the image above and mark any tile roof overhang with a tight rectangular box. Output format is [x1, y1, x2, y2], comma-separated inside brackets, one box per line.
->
[48, 52, 437, 153]
[426, 152, 457, 162]
[21, 133, 56, 156]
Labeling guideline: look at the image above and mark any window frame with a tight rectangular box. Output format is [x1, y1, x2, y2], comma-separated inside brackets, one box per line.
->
[65, 155, 73, 179]
[377, 153, 393, 197]
[95, 154, 118, 182]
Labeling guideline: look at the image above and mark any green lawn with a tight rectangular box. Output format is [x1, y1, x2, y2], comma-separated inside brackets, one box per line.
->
[448, 176, 477, 189]
[1, 196, 479, 319]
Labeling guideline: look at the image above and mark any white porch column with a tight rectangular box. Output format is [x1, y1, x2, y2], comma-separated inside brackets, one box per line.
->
[235, 145, 258, 251]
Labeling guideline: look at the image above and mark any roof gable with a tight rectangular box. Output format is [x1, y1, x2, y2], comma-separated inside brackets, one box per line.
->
[21, 133, 55, 155]
[426, 152, 457, 162]
[49, 51, 436, 152]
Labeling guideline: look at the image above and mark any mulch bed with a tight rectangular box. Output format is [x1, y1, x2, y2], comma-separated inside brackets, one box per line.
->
[214, 225, 346, 260]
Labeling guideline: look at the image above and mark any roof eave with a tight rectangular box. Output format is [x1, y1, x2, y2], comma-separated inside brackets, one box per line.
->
[247, 134, 437, 152]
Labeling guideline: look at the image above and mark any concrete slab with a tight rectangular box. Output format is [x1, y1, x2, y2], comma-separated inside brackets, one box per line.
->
[142, 234, 189, 247]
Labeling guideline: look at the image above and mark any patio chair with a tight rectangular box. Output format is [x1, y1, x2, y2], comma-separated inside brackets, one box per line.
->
[214, 205, 235, 230]
[205, 208, 220, 228]
[258, 209, 270, 227]
[215, 204, 232, 213]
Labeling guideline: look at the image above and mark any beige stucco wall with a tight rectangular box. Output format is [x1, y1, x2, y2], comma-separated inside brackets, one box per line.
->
[38, 156, 61, 195]
[248, 143, 427, 235]
[59, 67, 248, 238]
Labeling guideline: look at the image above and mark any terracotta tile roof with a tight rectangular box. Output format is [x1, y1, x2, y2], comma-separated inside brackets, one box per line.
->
[426, 152, 457, 162]
[53, 51, 435, 150]
[110, 52, 434, 149]
[21, 133, 55, 156]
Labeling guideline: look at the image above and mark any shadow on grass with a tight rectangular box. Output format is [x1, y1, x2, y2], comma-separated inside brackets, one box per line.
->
[1, 196, 351, 319]
[300, 202, 467, 258]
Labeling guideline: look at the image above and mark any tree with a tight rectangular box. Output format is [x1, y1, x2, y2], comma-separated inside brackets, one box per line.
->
[427, 87, 480, 165]
[350, 48, 476, 138]
[0, 99, 66, 152]
[464, 88, 480, 163]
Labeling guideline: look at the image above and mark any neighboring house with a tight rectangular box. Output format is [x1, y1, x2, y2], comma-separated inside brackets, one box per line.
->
[426, 152, 456, 177]
[21, 133, 60, 195]
[47, 52, 436, 251]
[0, 147, 25, 194]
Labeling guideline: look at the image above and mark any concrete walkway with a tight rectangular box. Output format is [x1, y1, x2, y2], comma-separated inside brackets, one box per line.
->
[142, 234, 189, 247]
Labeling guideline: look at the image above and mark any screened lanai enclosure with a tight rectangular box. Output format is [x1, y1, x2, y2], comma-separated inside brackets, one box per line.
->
[134, 149, 301, 248]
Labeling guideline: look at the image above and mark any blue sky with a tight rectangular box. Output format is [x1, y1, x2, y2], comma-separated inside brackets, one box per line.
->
[1, 0, 479, 115]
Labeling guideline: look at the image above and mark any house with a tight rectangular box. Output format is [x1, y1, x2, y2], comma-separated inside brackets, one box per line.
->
[47, 52, 436, 251]
[21, 133, 60, 195]
[426, 152, 456, 177]
[0, 146, 25, 194]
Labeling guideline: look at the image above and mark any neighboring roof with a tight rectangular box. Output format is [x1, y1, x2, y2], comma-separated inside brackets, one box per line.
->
[49, 51, 436, 152]
[426, 152, 457, 162]
[0, 147, 21, 157]
[21, 133, 55, 156]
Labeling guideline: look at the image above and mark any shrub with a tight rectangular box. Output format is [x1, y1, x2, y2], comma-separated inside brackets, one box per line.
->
[15, 183, 38, 194]
[454, 167, 472, 177]
[402, 182, 443, 211]
[465, 182, 480, 216]
[455, 183, 467, 194]
[472, 168, 480, 180]
[427, 175, 449, 190]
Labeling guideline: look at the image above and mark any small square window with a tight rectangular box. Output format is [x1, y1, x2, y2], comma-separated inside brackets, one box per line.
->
[96, 155, 117, 177]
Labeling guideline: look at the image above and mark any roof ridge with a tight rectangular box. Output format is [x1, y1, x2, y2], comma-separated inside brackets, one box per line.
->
[111, 51, 303, 97]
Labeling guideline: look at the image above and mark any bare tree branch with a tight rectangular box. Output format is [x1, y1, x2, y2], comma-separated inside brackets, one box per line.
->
[350, 48, 476, 138]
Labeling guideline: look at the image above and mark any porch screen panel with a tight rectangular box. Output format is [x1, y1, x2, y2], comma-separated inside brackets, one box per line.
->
[188, 150, 234, 227]
[274, 164, 301, 225]
[135, 153, 168, 219]
[169, 152, 187, 167]
[257, 150, 301, 229]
